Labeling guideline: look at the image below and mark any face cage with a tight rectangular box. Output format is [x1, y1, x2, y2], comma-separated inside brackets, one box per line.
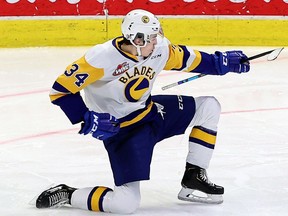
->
[131, 33, 158, 47]
[128, 32, 159, 56]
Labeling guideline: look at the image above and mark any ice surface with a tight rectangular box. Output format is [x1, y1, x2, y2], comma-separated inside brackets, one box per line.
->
[0, 47, 288, 216]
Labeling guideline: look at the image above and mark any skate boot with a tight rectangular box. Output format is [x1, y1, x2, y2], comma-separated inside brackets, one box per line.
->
[36, 184, 77, 208]
[178, 163, 224, 204]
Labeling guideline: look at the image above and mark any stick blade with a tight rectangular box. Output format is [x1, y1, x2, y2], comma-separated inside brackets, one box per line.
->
[267, 47, 284, 61]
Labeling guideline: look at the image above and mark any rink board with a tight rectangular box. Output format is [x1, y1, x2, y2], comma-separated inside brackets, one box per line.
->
[0, 17, 287, 47]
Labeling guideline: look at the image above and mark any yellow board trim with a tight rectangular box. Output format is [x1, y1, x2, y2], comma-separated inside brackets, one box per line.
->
[0, 18, 288, 47]
[91, 187, 107, 212]
[190, 128, 216, 145]
[120, 102, 154, 128]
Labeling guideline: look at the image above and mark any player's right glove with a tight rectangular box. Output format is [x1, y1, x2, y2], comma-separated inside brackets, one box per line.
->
[79, 111, 120, 140]
[213, 50, 250, 75]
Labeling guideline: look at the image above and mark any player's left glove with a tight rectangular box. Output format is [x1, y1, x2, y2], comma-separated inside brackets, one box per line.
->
[79, 111, 120, 140]
[213, 50, 250, 75]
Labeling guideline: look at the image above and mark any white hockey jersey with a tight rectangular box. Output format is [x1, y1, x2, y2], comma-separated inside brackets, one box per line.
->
[50, 35, 202, 121]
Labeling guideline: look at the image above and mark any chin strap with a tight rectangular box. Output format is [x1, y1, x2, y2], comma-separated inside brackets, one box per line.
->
[130, 39, 148, 56]
[136, 46, 142, 56]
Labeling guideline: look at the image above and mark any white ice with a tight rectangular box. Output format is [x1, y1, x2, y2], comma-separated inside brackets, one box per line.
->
[0, 46, 288, 216]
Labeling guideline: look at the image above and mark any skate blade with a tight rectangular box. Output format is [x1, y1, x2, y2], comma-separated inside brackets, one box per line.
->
[178, 187, 223, 204]
[28, 183, 56, 206]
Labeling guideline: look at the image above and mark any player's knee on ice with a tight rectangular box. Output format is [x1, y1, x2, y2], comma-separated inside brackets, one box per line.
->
[107, 182, 141, 214]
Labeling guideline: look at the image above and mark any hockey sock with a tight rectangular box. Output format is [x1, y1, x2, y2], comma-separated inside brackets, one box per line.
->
[71, 186, 112, 212]
[186, 126, 217, 169]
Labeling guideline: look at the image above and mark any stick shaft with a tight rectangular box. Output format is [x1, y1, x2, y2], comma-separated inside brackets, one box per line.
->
[240, 49, 275, 63]
[161, 74, 206, 90]
[162, 48, 283, 90]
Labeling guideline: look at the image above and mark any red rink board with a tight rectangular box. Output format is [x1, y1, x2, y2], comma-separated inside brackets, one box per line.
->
[0, 0, 288, 16]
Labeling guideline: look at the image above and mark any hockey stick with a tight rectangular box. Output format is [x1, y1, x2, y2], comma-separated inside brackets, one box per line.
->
[161, 47, 284, 91]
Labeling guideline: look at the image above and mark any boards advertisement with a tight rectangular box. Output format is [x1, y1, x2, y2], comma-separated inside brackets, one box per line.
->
[1, 0, 288, 16]
[0, 0, 287, 47]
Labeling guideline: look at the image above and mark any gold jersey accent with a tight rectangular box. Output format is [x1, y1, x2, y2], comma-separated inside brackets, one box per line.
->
[164, 44, 202, 72]
[57, 56, 104, 94]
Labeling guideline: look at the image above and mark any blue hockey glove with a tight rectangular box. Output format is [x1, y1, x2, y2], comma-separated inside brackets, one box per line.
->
[79, 111, 120, 140]
[213, 50, 250, 75]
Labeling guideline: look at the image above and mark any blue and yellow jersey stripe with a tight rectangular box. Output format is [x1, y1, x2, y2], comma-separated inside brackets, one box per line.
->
[112, 37, 139, 62]
[164, 44, 202, 72]
[49, 55, 104, 102]
[120, 101, 154, 128]
[187, 49, 202, 71]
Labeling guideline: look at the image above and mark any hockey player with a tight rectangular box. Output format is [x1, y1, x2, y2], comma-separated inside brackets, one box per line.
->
[36, 9, 250, 214]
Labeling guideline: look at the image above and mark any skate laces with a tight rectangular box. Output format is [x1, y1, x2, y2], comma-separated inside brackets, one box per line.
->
[199, 169, 215, 186]
[49, 191, 69, 206]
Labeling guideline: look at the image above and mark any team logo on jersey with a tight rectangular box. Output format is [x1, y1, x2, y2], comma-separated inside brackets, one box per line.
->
[142, 16, 149, 23]
[119, 66, 155, 102]
[113, 62, 129, 76]
[124, 77, 149, 102]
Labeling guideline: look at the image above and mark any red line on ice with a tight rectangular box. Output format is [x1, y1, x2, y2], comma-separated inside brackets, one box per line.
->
[0, 107, 287, 145]
[221, 107, 288, 114]
[0, 89, 49, 99]
[0, 128, 77, 145]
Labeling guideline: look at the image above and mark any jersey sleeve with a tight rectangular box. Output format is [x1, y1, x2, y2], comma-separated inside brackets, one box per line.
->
[164, 44, 219, 75]
[49, 55, 104, 124]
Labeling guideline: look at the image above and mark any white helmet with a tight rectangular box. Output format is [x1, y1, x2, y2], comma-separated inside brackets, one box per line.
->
[121, 9, 161, 43]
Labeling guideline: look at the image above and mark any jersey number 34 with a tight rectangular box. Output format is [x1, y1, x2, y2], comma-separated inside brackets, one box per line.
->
[64, 63, 89, 87]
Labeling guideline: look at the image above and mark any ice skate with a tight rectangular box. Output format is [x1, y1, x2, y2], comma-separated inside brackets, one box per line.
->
[178, 163, 224, 204]
[36, 184, 77, 208]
